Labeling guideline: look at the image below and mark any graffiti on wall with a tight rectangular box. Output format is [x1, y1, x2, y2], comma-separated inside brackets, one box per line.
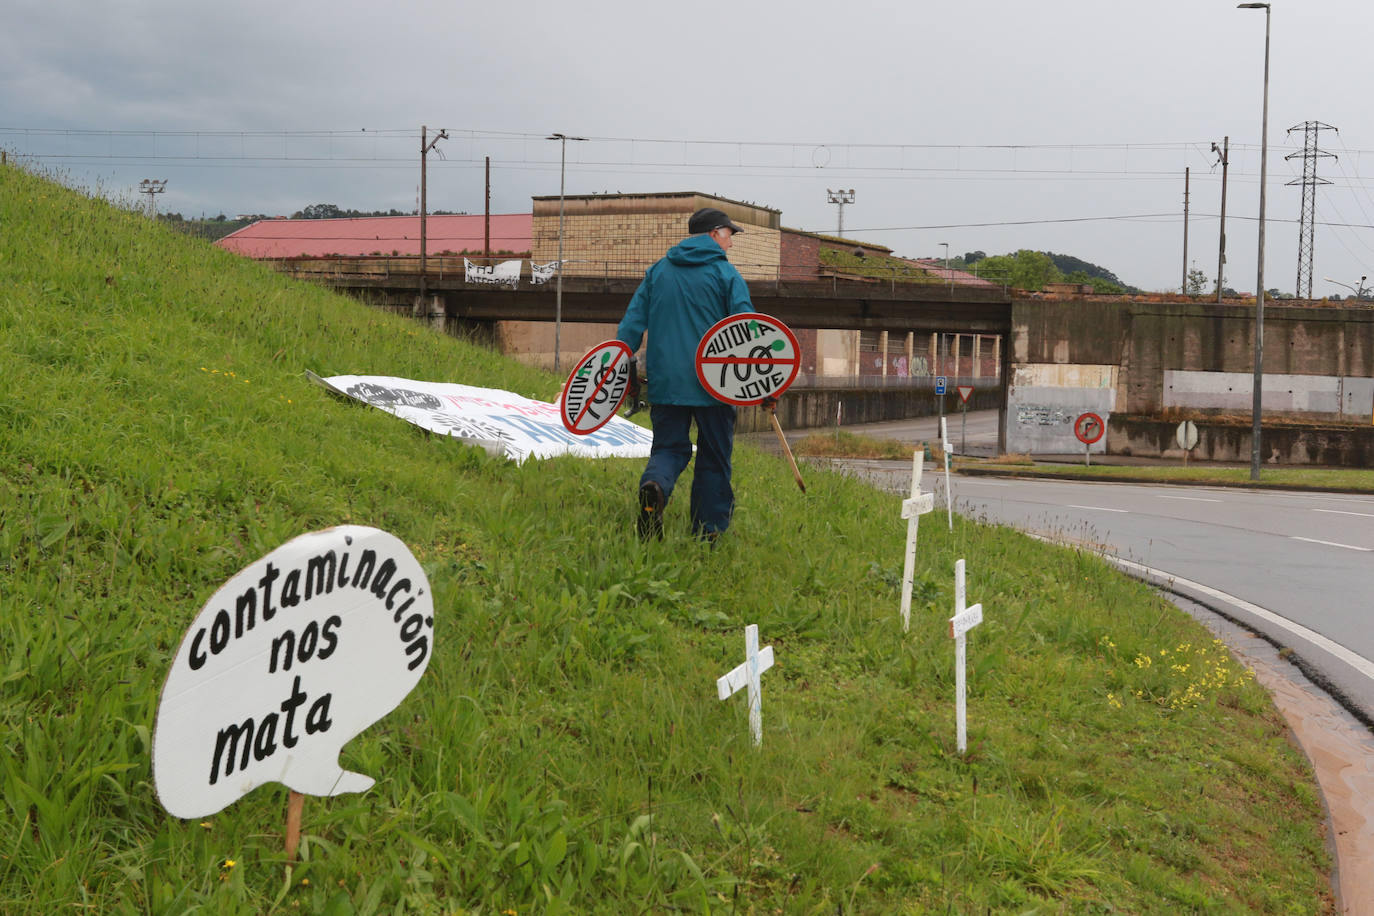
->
[1015, 405, 1074, 427]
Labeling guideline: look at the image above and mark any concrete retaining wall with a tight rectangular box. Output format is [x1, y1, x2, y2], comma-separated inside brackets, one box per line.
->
[1163, 369, 1374, 420]
[1006, 364, 1117, 454]
[1109, 415, 1374, 467]
[737, 385, 1002, 434]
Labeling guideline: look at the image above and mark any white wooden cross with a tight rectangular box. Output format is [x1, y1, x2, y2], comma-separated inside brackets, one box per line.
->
[899, 451, 936, 632]
[716, 624, 775, 747]
[949, 559, 984, 755]
[940, 417, 954, 531]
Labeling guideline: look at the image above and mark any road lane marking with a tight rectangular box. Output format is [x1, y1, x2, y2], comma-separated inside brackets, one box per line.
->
[1291, 536, 1372, 553]
[1068, 504, 1129, 513]
[1157, 495, 1223, 503]
[1313, 508, 1374, 519]
[1097, 555, 1374, 682]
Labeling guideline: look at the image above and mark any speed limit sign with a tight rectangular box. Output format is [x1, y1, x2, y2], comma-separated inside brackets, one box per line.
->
[695, 313, 801, 406]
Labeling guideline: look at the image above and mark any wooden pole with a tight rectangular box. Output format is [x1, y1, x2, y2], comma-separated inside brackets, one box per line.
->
[769, 408, 805, 492]
[285, 791, 304, 863]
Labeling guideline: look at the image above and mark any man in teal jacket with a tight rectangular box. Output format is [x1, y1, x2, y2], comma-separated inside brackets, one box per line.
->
[617, 207, 754, 540]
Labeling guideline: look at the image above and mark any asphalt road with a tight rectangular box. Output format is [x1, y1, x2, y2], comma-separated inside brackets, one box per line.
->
[791, 409, 1374, 724]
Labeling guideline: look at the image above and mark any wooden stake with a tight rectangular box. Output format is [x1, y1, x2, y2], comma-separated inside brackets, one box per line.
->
[285, 790, 304, 863]
[769, 408, 806, 492]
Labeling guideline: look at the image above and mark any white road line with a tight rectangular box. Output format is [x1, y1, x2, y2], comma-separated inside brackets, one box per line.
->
[1068, 504, 1129, 513]
[1291, 536, 1372, 553]
[1313, 508, 1374, 519]
[1157, 495, 1223, 503]
[1102, 556, 1374, 681]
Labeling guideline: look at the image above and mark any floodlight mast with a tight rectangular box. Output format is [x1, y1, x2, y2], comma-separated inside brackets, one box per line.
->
[826, 188, 855, 237]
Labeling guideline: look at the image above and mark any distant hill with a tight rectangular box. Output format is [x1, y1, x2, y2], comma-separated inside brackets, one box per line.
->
[1044, 252, 1139, 294]
[958, 249, 1140, 294]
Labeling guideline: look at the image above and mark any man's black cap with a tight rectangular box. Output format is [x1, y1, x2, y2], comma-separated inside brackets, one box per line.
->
[688, 207, 744, 235]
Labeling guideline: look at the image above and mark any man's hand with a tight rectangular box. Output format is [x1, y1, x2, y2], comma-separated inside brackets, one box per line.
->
[762, 395, 778, 411]
[624, 357, 646, 417]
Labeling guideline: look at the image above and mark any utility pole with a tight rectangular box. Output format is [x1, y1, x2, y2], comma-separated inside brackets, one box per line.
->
[139, 179, 167, 217]
[827, 188, 855, 237]
[1212, 137, 1229, 302]
[1181, 167, 1190, 294]
[547, 133, 588, 374]
[1285, 120, 1337, 300]
[484, 156, 491, 258]
[418, 125, 448, 309]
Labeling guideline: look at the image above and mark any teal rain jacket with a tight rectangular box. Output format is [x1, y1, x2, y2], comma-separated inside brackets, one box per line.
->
[616, 234, 755, 406]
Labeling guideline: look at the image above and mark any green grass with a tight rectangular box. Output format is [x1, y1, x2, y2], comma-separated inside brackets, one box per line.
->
[0, 162, 1334, 913]
[792, 430, 919, 461]
[966, 458, 1374, 493]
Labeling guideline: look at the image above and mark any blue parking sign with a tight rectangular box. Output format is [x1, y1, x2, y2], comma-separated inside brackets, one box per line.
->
[935, 375, 947, 395]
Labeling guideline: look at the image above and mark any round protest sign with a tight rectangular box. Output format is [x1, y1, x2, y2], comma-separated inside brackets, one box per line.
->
[152, 526, 434, 819]
[1074, 412, 1105, 445]
[695, 312, 801, 406]
[560, 340, 634, 435]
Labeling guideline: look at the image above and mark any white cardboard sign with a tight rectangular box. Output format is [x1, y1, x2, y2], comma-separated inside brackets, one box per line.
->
[695, 312, 801, 405]
[310, 373, 652, 464]
[559, 340, 633, 435]
[152, 526, 434, 819]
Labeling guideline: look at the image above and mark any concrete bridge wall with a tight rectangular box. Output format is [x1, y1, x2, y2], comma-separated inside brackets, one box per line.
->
[1008, 297, 1374, 457]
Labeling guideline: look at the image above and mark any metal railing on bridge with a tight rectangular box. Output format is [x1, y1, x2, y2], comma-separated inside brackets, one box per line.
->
[266, 255, 1013, 296]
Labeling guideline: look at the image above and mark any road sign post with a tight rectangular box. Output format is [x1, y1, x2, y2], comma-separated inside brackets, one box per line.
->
[935, 375, 947, 443]
[1073, 412, 1105, 467]
[1176, 420, 1199, 466]
[956, 386, 973, 454]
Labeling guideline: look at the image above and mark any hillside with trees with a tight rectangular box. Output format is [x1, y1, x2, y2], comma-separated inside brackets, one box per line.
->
[955, 249, 1139, 294]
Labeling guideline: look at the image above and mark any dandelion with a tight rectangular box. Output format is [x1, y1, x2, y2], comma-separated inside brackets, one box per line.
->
[199, 821, 212, 830]
[1107, 692, 1123, 709]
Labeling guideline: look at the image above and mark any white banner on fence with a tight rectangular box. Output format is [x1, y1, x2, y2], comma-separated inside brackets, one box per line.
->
[310, 373, 653, 464]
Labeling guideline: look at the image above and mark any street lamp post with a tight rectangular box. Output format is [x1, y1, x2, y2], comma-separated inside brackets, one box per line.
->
[940, 242, 950, 286]
[1323, 276, 1368, 299]
[547, 133, 587, 375]
[1239, 2, 1270, 481]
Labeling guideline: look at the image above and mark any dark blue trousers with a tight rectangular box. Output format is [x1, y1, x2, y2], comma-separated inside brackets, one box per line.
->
[640, 403, 736, 536]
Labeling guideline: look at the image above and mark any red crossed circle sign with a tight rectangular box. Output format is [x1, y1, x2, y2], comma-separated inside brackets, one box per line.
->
[695, 312, 802, 406]
[1074, 412, 1105, 445]
[559, 340, 634, 435]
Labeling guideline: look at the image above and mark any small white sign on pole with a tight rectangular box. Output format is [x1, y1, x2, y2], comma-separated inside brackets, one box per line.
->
[940, 417, 954, 531]
[152, 526, 434, 819]
[948, 558, 984, 755]
[899, 452, 936, 632]
[716, 624, 775, 747]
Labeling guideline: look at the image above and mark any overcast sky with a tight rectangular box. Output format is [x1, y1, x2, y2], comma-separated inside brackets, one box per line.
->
[6, 0, 1374, 295]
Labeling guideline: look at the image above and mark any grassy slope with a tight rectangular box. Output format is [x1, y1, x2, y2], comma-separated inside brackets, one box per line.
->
[0, 164, 1332, 914]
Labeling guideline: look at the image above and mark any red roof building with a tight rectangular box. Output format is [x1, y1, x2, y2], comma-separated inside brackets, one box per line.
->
[215, 214, 533, 259]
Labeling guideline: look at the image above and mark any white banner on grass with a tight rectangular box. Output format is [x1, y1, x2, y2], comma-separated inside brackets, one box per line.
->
[309, 372, 653, 464]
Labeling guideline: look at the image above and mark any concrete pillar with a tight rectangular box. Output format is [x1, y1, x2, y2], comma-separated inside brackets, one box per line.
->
[973, 335, 982, 378]
[880, 330, 889, 379]
[906, 331, 914, 378]
[425, 294, 445, 334]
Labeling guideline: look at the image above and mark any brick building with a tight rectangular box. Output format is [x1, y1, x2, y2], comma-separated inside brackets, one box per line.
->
[529, 191, 781, 280]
